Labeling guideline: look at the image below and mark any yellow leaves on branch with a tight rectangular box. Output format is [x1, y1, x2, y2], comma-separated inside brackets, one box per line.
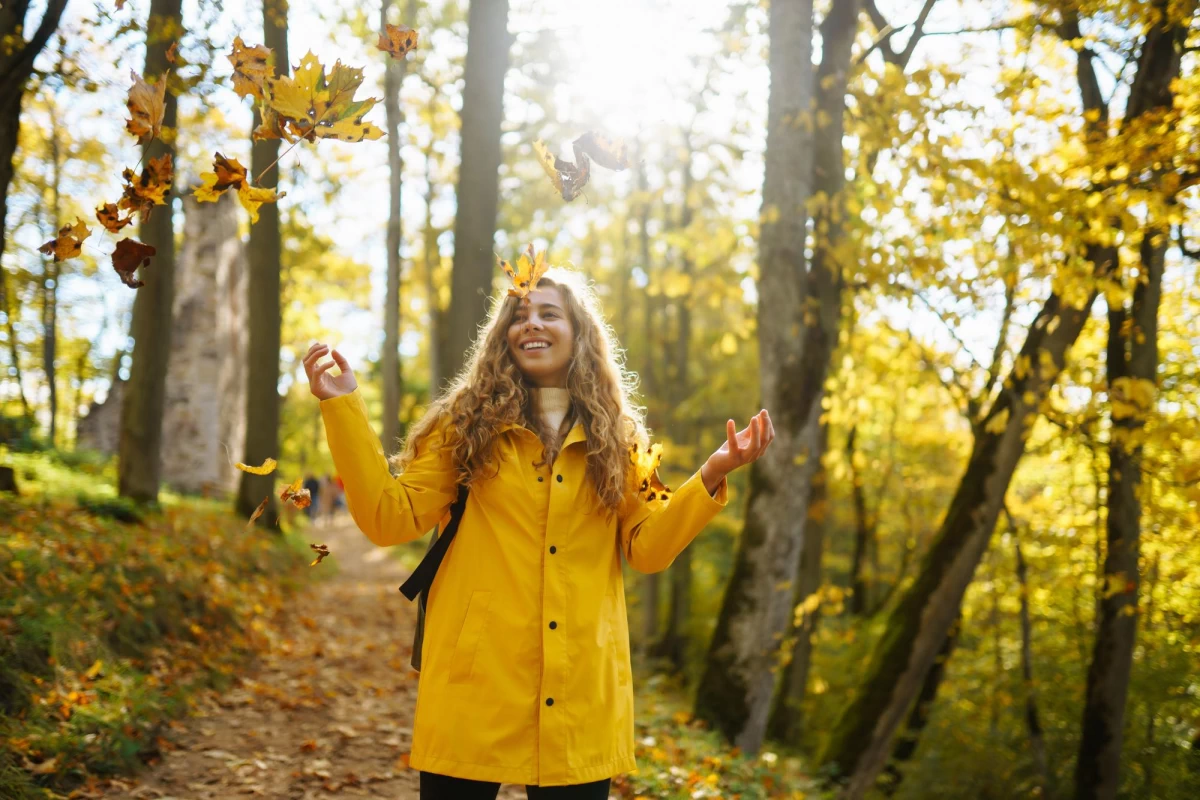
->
[500, 244, 548, 298]
[125, 69, 167, 144]
[38, 221, 92, 262]
[377, 24, 419, 59]
[1110, 377, 1155, 421]
[194, 153, 284, 224]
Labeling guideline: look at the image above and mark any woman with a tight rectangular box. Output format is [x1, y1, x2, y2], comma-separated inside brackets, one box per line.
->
[304, 267, 773, 799]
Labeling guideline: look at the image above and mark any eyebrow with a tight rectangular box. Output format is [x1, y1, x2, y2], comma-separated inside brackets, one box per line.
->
[515, 302, 563, 312]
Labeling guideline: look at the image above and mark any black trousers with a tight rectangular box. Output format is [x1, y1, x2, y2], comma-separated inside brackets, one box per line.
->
[419, 771, 611, 799]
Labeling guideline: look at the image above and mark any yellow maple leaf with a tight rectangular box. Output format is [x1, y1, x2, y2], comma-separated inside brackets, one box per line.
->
[194, 153, 284, 223]
[38, 220, 91, 262]
[629, 441, 672, 502]
[236, 457, 277, 475]
[502, 244, 549, 298]
[264, 51, 383, 143]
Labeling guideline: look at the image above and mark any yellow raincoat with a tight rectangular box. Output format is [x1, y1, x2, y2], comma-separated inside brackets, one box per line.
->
[320, 388, 728, 786]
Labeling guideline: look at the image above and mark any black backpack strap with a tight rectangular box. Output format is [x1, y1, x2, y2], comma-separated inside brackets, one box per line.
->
[398, 484, 469, 601]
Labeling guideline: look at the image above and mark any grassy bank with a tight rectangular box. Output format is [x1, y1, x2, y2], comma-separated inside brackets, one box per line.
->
[0, 450, 321, 799]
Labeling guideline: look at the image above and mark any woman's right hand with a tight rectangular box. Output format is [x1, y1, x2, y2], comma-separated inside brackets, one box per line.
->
[304, 342, 358, 401]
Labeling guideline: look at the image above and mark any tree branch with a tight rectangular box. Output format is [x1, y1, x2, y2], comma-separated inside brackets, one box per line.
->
[0, 0, 68, 98]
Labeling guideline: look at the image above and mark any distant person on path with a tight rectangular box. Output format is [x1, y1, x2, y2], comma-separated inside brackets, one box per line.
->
[301, 473, 320, 520]
[304, 267, 774, 799]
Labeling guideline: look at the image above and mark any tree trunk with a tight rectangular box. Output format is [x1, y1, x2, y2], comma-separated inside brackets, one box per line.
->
[235, 0, 288, 523]
[380, 0, 414, 455]
[0, 0, 68, 270]
[42, 103, 61, 445]
[846, 425, 872, 614]
[0, 265, 31, 419]
[1074, 228, 1165, 800]
[423, 136, 445, 400]
[767, 422, 829, 743]
[444, 0, 510, 382]
[1015, 539, 1051, 798]
[118, 0, 184, 503]
[878, 618, 961, 796]
[694, 0, 859, 756]
[1073, 6, 1186, 796]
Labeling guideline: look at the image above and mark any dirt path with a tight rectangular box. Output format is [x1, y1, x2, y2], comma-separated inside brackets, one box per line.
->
[100, 514, 525, 800]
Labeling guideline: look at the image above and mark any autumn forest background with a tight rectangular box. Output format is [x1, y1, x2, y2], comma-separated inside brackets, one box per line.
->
[2, 0, 1199, 798]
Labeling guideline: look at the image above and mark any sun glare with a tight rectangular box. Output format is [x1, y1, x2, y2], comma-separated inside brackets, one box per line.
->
[536, 0, 731, 136]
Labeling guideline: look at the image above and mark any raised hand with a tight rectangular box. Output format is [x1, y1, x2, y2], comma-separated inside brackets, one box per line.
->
[303, 342, 358, 401]
[701, 409, 775, 493]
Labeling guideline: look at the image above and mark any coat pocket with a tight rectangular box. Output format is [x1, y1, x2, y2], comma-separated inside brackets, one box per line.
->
[449, 590, 494, 685]
[605, 591, 630, 687]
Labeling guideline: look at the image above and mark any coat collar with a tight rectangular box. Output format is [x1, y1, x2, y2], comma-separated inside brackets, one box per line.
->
[498, 420, 588, 450]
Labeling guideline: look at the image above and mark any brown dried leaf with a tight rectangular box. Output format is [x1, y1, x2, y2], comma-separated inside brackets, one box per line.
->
[572, 130, 633, 171]
[111, 238, 156, 288]
[118, 154, 173, 221]
[309, 543, 331, 566]
[126, 69, 167, 143]
[96, 202, 135, 234]
[280, 477, 312, 510]
[245, 495, 270, 531]
[229, 37, 273, 101]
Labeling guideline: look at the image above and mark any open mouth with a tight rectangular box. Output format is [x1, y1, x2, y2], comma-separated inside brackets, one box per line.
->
[521, 341, 551, 351]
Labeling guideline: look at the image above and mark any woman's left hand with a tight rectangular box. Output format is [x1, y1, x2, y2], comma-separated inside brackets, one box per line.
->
[701, 410, 775, 493]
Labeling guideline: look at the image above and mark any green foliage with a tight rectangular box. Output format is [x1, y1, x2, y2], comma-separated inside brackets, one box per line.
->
[615, 673, 827, 799]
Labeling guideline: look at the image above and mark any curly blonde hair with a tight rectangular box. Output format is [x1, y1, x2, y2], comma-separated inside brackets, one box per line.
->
[390, 267, 646, 512]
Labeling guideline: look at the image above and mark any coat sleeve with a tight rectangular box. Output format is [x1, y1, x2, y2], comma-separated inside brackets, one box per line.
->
[618, 467, 728, 574]
[319, 388, 458, 547]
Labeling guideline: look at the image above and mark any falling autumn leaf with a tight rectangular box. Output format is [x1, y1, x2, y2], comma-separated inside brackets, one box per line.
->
[38, 220, 92, 262]
[125, 69, 167, 144]
[96, 202, 134, 234]
[377, 24, 419, 59]
[502, 244, 549, 298]
[280, 477, 312, 510]
[235, 457, 277, 475]
[165, 42, 179, 65]
[118, 154, 173, 221]
[245, 496, 270, 531]
[264, 51, 384, 143]
[573, 130, 633, 171]
[309, 543, 331, 566]
[111, 238, 156, 289]
[630, 441, 672, 502]
[533, 139, 564, 194]
[229, 36, 272, 101]
[194, 152, 284, 224]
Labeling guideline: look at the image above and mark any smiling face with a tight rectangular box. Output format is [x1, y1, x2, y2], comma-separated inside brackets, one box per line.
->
[506, 285, 575, 388]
